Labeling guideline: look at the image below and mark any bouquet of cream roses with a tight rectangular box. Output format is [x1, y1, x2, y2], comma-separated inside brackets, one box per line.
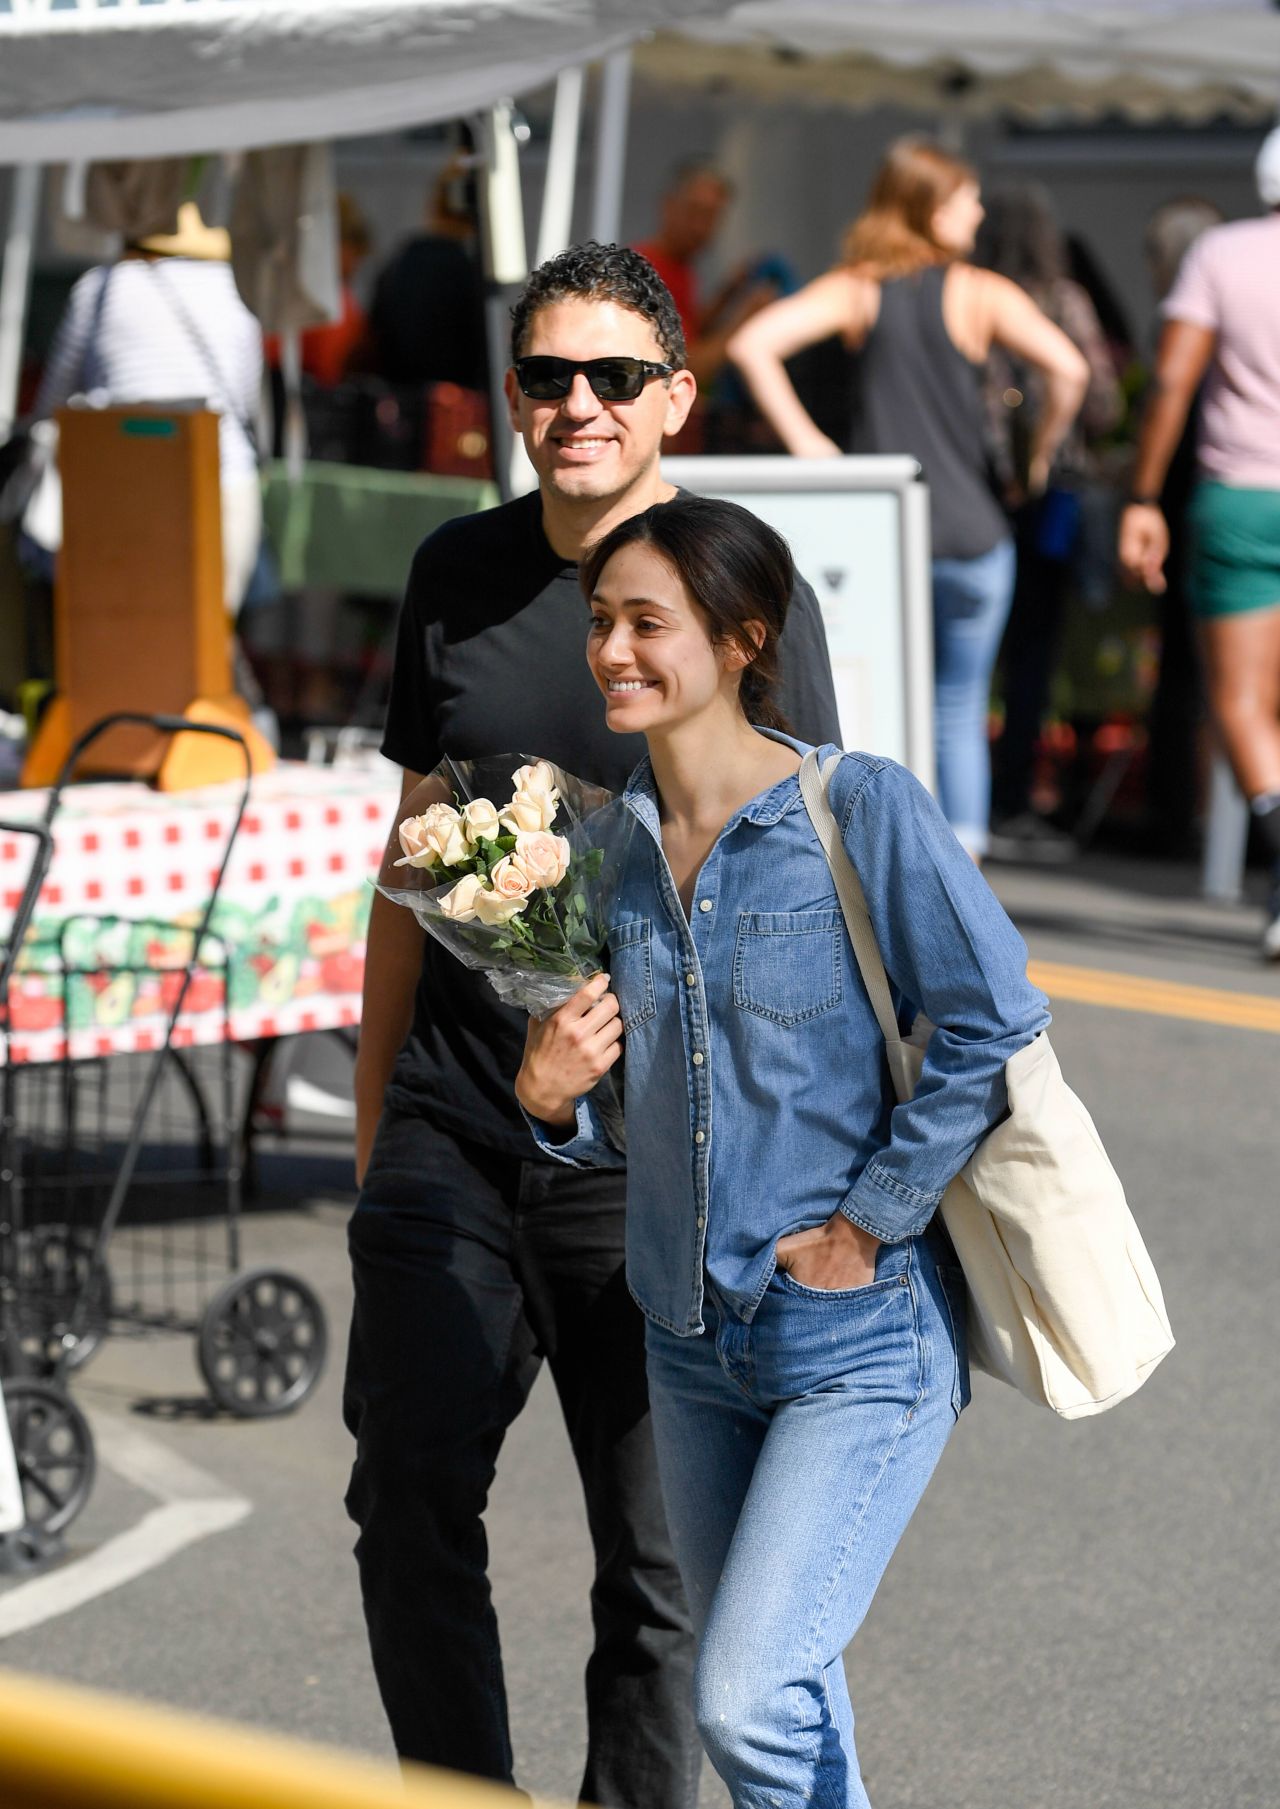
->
[375, 755, 633, 1017]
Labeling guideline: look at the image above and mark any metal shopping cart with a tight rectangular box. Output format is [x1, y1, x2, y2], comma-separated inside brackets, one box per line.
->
[0, 814, 96, 1567]
[1, 715, 328, 1458]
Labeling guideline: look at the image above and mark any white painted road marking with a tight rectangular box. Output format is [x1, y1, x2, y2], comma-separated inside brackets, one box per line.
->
[0, 1411, 250, 1639]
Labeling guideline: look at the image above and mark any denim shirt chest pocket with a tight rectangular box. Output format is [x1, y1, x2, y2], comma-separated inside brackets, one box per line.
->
[607, 918, 657, 1034]
[733, 908, 844, 1028]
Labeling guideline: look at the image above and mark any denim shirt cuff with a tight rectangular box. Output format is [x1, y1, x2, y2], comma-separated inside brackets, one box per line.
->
[839, 1161, 941, 1243]
[521, 1093, 625, 1170]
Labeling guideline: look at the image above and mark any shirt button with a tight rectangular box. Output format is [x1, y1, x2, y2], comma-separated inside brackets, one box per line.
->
[685, 972, 697, 987]
[694, 1130, 706, 1145]
[698, 898, 713, 913]
[696, 1215, 706, 1229]
[692, 1050, 704, 1066]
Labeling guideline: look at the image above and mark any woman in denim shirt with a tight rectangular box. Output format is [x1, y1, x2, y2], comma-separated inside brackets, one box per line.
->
[516, 495, 1048, 1809]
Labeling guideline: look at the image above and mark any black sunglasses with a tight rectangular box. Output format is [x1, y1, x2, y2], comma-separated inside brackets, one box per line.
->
[512, 355, 674, 402]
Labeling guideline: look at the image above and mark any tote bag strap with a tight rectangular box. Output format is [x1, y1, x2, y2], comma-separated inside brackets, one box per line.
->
[798, 751, 900, 1049]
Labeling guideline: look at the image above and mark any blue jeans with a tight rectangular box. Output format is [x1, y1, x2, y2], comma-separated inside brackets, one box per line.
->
[645, 1231, 968, 1809]
[932, 537, 1016, 857]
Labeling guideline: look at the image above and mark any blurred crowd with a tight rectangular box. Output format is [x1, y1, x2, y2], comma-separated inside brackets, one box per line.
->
[6, 122, 1278, 919]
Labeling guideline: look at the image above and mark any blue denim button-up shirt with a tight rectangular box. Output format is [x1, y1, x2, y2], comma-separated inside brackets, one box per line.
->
[530, 734, 1050, 1336]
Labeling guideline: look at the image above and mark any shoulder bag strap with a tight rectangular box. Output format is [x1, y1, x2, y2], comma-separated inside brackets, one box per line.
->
[149, 261, 258, 449]
[797, 751, 900, 1048]
[81, 262, 115, 387]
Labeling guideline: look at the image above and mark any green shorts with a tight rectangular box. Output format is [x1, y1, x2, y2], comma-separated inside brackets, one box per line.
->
[1187, 480, 1280, 619]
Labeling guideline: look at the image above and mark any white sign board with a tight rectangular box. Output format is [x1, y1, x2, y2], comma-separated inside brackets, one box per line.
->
[663, 456, 935, 787]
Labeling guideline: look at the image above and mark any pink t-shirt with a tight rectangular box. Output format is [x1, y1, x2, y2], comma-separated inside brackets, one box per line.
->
[1163, 213, 1280, 490]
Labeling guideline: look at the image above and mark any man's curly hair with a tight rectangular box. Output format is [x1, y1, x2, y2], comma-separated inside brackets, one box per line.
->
[509, 241, 687, 370]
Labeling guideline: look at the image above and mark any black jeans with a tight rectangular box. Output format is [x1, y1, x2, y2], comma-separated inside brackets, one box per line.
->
[343, 1108, 700, 1808]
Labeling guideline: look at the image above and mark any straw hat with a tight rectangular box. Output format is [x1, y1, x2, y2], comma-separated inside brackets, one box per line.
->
[136, 201, 231, 262]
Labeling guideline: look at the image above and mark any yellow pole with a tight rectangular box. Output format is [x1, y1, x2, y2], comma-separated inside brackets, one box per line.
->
[0, 1669, 564, 1809]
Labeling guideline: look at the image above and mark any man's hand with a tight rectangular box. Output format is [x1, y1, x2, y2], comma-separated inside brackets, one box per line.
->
[775, 1212, 882, 1292]
[1118, 501, 1170, 594]
[515, 973, 622, 1130]
[352, 770, 433, 1190]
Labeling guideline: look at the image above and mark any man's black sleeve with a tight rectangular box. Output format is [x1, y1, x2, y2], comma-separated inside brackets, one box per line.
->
[380, 540, 443, 776]
[777, 571, 842, 746]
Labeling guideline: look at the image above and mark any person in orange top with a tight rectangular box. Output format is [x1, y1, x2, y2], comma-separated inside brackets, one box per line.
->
[635, 161, 781, 389]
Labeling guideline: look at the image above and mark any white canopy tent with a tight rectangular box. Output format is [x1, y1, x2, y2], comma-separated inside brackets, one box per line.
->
[643, 2, 1280, 122]
[0, 0, 708, 164]
[4, 0, 1275, 161]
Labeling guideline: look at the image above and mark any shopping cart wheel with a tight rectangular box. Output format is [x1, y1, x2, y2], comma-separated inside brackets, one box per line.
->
[4, 1379, 96, 1537]
[18, 1227, 113, 1375]
[197, 1267, 328, 1418]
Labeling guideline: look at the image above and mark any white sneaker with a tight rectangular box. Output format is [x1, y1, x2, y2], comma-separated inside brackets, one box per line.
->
[1262, 909, 1280, 961]
[1262, 867, 1280, 959]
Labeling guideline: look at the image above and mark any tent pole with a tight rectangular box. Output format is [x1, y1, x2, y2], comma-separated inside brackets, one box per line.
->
[476, 102, 531, 501]
[590, 51, 631, 245]
[0, 165, 42, 438]
[536, 64, 585, 267]
[280, 327, 307, 485]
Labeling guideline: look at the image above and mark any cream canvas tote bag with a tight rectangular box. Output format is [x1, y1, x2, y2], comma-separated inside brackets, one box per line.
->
[800, 752, 1174, 1419]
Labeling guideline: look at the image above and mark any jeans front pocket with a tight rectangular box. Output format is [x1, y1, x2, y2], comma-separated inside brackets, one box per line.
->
[733, 910, 843, 1027]
[762, 1245, 922, 1408]
[772, 1265, 909, 1304]
[772, 1229, 911, 1303]
[607, 918, 656, 1033]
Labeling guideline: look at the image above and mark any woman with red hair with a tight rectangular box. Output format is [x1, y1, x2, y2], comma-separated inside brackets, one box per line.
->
[730, 137, 1089, 861]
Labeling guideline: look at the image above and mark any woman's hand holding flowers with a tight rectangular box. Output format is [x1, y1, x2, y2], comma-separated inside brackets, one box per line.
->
[515, 974, 623, 1130]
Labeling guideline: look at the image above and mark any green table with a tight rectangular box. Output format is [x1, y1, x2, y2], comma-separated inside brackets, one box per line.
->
[261, 461, 499, 600]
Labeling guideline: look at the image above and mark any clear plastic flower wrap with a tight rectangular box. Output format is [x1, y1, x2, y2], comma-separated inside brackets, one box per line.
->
[375, 754, 636, 1022]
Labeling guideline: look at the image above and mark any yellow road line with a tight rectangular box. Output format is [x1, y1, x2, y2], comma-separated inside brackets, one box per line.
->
[1027, 961, 1280, 1034]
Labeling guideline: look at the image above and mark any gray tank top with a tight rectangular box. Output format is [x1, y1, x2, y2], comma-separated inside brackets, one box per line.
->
[847, 264, 1008, 562]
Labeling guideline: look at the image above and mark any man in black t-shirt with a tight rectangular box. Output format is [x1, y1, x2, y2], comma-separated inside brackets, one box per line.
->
[343, 244, 840, 1804]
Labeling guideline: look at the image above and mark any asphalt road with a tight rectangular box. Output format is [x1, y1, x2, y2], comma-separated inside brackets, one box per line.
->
[2, 851, 1277, 1809]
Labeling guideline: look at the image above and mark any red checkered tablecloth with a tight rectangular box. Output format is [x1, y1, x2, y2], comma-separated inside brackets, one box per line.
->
[0, 761, 402, 1065]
